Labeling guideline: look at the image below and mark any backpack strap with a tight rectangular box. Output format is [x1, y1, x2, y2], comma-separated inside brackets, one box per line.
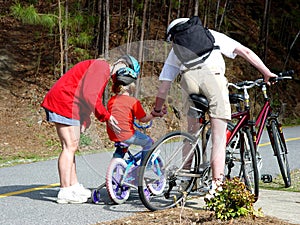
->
[183, 45, 220, 69]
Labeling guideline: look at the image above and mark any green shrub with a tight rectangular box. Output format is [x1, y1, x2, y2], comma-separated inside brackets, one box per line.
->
[204, 177, 263, 220]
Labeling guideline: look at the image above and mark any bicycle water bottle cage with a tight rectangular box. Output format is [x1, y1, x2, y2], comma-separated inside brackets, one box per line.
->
[229, 93, 244, 104]
[188, 94, 209, 118]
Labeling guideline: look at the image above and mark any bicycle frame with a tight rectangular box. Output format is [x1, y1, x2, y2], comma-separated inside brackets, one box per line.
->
[227, 109, 250, 145]
[227, 84, 272, 150]
[228, 86, 288, 156]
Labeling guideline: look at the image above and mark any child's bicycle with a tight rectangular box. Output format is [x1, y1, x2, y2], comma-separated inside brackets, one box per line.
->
[91, 120, 166, 204]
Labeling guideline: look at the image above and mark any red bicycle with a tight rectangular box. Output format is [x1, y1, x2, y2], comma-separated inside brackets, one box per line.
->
[225, 70, 294, 199]
[137, 71, 293, 211]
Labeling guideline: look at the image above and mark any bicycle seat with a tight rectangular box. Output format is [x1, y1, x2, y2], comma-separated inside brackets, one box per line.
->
[114, 142, 129, 148]
[189, 94, 209, 110]
[229, 93, 244, 104]
[188, 94, 209, 118]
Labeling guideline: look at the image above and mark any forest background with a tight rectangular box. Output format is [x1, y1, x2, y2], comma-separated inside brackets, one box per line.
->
[0, 0, 299, 166]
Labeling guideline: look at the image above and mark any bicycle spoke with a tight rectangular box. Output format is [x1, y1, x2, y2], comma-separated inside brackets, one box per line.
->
[138, 131, 201, 211]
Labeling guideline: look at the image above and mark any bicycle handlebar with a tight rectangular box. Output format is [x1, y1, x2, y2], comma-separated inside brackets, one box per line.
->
[229, 70, 294, 90]
[133, 119, 153, 129]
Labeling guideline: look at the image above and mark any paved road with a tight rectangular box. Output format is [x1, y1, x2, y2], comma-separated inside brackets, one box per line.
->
[0, 126, 299, 225]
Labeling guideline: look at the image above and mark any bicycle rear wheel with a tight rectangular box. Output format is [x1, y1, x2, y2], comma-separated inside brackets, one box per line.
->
[270, 120, 291, 187]
[138, 131, 201, 211]
[225, 127, 259, 200]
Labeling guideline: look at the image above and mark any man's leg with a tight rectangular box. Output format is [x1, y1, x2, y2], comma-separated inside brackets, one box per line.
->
[210, 117, 227, 183]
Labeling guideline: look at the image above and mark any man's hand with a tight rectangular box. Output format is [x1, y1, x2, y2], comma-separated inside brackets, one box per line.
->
[264, 72, 278, 85]
[151, 105, 167, 117]
[108, 115, 121, 133]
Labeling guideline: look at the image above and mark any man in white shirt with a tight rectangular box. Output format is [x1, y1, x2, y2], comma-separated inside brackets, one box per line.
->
[151, 17, 277, 190]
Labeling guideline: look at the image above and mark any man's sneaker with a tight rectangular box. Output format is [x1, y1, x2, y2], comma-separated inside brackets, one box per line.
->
[71, 183, 91, 199]
[57, 188, 88, 204]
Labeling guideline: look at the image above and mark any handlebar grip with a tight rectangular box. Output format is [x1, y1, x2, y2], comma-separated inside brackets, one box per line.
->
[133, 120, 153, 129]
[269, 70, 294, 83]
[278, 70, 294, 77]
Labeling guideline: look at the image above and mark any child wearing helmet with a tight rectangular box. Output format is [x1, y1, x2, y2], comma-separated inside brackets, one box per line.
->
[106, 55, 154, 160]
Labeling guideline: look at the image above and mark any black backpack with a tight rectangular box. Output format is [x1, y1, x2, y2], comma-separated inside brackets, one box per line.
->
[168, 16, 218, 68]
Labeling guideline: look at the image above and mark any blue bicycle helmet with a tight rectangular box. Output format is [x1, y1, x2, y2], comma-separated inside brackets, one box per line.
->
[114, 55, 140, 85]
[120, 54, 140, 76]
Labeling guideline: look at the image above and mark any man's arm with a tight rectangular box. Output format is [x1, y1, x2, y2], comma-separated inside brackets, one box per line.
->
[151, 80, 172, 117]
[233, 45, 277, 82]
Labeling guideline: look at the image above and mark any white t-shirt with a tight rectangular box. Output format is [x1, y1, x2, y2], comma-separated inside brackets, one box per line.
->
[159, 30, 242, 81]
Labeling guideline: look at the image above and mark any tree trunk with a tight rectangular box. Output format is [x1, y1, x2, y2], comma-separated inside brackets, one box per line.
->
[215, 0, 221, 29]
[194, 0, 199, 16]
[262, 0, 271, 63]
[58, 0, 63, 76]
[177, 0, 181, 17]
[96, 0, 103, 57]
[136, 0, 148, 97]
[218, 0, 229, 31]
[104, 0, 110, 59]
[167, 0, 172, 25]
[283, 29, 300, 70]
[64, 0, 68, 72]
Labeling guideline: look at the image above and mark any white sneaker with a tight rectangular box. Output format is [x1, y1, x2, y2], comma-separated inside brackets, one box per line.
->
[71, 183, 91, 199]
[57, 188, 88, 204]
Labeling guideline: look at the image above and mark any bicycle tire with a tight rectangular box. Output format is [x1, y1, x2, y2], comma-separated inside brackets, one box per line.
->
[106, 158, 131, 204]
[270, 120, 291, 187]
[138, 131, 201, 211]
[225, 129, 244, 180]
[241, 128, 259, 200]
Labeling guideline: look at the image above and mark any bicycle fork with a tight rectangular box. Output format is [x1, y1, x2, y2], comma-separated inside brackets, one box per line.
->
[248, 122, 263, 175]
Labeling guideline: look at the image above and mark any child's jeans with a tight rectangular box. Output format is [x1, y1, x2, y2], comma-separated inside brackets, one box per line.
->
[113, 130, 153, 161]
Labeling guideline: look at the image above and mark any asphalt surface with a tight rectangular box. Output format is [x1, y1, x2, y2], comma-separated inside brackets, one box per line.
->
[0, 126, 300, 224]
[186, 189, 300, 224]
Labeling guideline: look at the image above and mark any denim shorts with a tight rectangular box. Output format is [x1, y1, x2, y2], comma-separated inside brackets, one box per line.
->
[44, 109, 80, 126]
[113, 130, 153, 160]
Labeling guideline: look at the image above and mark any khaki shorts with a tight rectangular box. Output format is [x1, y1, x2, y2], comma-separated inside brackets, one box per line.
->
[180, 65, 231, 120]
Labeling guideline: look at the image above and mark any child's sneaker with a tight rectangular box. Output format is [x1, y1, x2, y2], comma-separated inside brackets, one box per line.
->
[71, 183, 91, 199]
[57, 188, 88, 204]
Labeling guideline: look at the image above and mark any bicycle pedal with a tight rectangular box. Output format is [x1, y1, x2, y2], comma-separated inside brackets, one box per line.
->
[261, 174, 272, 183]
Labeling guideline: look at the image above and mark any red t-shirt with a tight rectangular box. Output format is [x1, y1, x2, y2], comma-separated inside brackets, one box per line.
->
[106, 95, 146, 142]
[41, 59, 111, 128]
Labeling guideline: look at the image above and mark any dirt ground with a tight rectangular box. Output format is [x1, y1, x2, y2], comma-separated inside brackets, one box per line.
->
[98, 207, 294, 225]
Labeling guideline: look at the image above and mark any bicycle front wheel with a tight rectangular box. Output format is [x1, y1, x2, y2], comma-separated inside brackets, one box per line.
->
[241, 128, 259, 200]
[138, 131, 201, 211]
[270, 120, 291, 187]
[106, 158, 131, 204]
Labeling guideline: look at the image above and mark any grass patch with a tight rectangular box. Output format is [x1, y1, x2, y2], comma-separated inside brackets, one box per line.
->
[260, 169, 300, 192]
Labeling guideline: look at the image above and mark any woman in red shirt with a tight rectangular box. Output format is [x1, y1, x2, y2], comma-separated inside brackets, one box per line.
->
[41, 55, 139, 204]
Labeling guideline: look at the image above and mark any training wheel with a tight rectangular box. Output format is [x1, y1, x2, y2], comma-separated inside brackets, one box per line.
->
[91, 189, 101, 204]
